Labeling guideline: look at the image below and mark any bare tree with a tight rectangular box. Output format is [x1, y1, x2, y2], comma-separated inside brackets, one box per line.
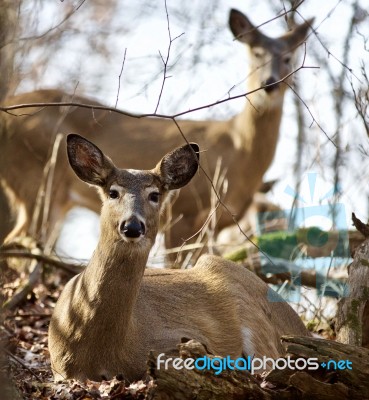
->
[0, 0, 18, 100]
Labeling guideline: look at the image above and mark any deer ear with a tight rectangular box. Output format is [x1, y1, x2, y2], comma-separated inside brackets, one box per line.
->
[157, 143, 199, 190]
[282, 18, 314, 49]
[67, 134, 115, 186]
[229, 8, 264, 46]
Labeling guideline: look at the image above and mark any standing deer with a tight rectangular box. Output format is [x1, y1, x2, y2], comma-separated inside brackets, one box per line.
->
[48, 134, 309, 381]
[0, 9, 313, 251]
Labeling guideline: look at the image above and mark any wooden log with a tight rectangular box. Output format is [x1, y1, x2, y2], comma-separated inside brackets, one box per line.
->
[224, 229, 363, 262]
[146, 339, 272, 400]
[274, 336, 369, 399]
[146, 336, 369, 399]
[228, 253, 347, 295]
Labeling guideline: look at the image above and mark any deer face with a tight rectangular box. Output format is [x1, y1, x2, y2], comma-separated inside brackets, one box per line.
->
[99, 170, 165, 245]
[66, 134, 199, 246]
[229, 9, 313, 99]
[247, 39, 293, 94]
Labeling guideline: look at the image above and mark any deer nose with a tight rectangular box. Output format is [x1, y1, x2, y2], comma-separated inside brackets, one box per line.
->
[120, 217, 146, 239]
[263, 77, 279, 93]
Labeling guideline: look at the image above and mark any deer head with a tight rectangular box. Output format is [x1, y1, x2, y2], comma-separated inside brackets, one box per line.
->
[229, 9, 313, 105]
[67, 134, 199, 251]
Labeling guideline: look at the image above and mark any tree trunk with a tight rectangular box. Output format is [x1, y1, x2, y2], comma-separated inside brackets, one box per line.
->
[336, 237, 369, 347]
[0, 186, 13, 246]
[0, 1, 18, 100]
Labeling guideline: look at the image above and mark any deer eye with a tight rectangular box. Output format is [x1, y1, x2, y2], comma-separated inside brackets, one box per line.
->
[252, 48, 264, 59]
[283, 55, 291, 64]
[109, 189, 119, 199]
[148, 192, 160, 203]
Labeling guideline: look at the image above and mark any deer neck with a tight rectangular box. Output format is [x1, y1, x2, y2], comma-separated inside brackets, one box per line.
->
[80, 232, 151, 338]
[232, 89, 285, 170]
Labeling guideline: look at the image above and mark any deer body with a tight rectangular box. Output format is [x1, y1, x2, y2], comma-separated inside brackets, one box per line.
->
[48, 135, 309, 382]
[0, 9, 312, 248]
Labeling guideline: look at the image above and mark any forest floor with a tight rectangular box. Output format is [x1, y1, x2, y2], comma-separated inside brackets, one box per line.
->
[1, 252, 335, 399]
[1, 263, 153, 399]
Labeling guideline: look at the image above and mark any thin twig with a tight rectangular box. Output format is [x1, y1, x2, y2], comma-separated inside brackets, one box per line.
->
[115, 48, 127, 108]
[295, 2, 362, 83]
[232, 0, 306, 41]
[2, 260, 41, 310]
[350, 63, 369, 136]
[284, 42, 336, 147]
[154, 0, 184, 114]
[0, 65, 318, 121]
[17, 0, 87, 43]
[170, 118, 280, 267]
[5, 313, 51, 318]
[286, 82, 335, 146]
[29, 95, 77, 244]
[0, 249, 83, 274]
[42, 133, 63, 243]
[5, 349, 43, 382]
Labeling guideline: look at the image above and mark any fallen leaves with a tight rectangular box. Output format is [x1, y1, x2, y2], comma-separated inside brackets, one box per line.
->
[1, 267, 152, 399]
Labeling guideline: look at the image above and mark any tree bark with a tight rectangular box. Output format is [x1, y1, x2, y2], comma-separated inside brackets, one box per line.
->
[0, 1, 18, 100]
[146, 336, 369, 399]
[336, 236, 369, 347]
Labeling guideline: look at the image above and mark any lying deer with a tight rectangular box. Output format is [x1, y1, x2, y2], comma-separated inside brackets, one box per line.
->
[48, 135, 309, 382]
[0, 9, 313, 251]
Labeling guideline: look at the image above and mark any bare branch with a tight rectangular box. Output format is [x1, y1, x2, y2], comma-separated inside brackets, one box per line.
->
[115, 48, 127, 108]
[154, 0, 185, 114]
[170, 118, 281, 267]
[17, 0, 88, 44]
[2, 260, 41, 310]
[350, 62, 369, 136]
[286, 82, 335, 146]
[296, 1, 362, 83]
[0, 249, 83, 274]
[231, 0, 306, 41]
[5, 349, 42, 383]
[0, 64, 318, 121]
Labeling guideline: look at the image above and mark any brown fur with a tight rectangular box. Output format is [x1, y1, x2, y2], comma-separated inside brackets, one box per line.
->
[48, 135, 309, 382]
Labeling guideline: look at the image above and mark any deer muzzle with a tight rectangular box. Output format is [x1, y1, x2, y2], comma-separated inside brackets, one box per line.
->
[263, 77, 280, 93]
[120, 216, 146, 241]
